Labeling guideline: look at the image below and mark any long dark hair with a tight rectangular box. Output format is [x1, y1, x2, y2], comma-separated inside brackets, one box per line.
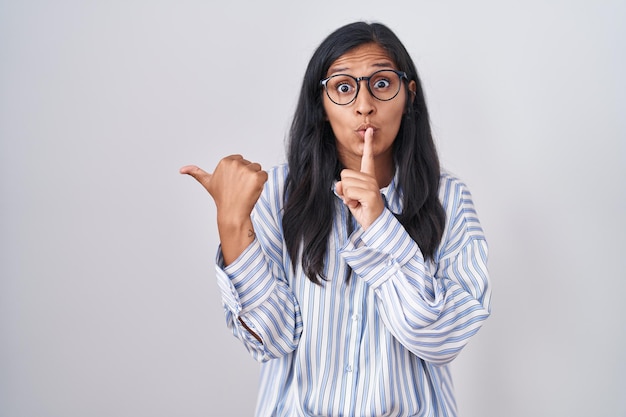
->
[283, 21, 446, 284]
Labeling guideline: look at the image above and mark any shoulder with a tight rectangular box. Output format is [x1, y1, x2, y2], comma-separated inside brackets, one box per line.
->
[438, 169, 475, 212]
[257, 163, 289, 211]
[264, 163, 289, 192]
[436, 169, 485, 258]
[265, 163, 289, 181]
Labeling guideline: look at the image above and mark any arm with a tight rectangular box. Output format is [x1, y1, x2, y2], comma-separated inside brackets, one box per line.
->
[340, 180, 491, 366]
[181, 161, 301, 362]
[216, 237, 302, 362]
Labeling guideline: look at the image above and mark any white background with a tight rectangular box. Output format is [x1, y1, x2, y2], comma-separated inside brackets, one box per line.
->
[1, 1, 624, 416]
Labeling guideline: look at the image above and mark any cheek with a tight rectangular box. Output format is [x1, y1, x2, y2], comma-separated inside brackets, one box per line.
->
[383, 103, 407, 141]
[385, 102, 406, 126]
[324, 105, 350, 131]
[322, 96, 344, 125]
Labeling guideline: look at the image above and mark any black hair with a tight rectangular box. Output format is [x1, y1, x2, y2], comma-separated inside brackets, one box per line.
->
[283, 21, 446, 284]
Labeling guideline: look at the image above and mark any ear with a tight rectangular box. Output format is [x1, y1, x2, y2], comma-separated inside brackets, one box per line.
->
[408, 80, 417, 103]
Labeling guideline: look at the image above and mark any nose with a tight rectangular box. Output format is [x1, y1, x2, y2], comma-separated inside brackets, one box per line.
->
[355, 80, 375, 116]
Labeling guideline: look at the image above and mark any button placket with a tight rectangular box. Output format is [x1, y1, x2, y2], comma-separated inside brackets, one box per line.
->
[341, 284, 364, 415]
[345, 314, 359, 374]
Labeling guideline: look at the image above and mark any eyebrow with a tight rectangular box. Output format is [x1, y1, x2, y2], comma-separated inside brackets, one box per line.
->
[327, 61, 395, 76]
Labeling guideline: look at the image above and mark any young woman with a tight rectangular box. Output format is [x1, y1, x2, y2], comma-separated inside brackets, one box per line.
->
[181, 21, 491, 417]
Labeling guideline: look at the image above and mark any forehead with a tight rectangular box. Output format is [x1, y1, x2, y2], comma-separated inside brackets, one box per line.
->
[327, 43, 396, 75]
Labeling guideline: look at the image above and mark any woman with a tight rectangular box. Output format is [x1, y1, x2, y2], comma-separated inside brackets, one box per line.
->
[181, 21, 491, 417]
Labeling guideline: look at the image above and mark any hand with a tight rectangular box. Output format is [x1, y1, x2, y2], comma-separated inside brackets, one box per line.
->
[180, 155, 268, 226]
[335, 128, 385, 229]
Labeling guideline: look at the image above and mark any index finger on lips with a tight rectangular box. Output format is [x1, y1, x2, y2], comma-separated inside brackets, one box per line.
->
[360, 127, 375, 176]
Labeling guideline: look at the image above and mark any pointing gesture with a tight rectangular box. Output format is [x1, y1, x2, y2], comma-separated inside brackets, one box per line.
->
[180, 155, 267, 220]
[180, 155, 268, 265]
[335, 128, 385, 229]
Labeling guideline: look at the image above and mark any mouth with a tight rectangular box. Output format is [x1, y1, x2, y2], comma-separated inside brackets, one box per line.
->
[355, 124, 377, 138]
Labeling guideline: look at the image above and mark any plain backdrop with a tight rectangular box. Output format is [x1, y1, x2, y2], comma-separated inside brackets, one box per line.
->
[1, 1, 624, 416]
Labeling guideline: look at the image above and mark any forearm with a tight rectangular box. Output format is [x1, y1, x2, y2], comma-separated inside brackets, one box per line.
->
[372, 259, 490, 365]
[226, 287, 302, 362]
[216, 241, 302, 361]
[217, 215, 256, 266]
[341, 210, 491, 364]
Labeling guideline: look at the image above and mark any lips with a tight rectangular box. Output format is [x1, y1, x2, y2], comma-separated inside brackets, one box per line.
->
[356, 123, 377, 138]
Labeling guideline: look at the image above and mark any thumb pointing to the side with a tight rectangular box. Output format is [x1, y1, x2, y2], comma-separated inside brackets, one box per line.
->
[180, 165, 213, 190]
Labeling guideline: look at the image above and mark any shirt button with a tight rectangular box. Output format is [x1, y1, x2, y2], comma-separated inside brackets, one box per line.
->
[346, 365, 353, 372]
[352, 314, 359, 321]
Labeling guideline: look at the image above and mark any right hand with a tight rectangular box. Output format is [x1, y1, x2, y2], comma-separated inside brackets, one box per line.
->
[180, 155, 268, 224]
[335, 128, 384, 230]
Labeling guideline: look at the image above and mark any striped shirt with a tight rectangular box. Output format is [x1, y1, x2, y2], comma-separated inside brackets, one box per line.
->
[215, 164, 491, 417]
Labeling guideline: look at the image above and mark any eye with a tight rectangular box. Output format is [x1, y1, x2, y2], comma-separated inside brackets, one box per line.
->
[335, 81, 355, 95]
[372, 77, 391, 90]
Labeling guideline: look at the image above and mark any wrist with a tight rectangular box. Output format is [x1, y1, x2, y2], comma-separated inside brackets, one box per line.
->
[216, 216, 256, 266]
[216, 211, 252, 232]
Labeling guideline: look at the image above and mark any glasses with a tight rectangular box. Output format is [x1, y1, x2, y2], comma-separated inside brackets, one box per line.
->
[320, 69, 408, 105]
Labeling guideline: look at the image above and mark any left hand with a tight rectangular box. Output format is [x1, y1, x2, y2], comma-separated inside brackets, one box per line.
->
[335, 127, 385, 229]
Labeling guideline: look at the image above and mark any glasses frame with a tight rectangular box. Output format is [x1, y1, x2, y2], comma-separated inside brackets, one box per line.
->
[320, 69, 408, 106]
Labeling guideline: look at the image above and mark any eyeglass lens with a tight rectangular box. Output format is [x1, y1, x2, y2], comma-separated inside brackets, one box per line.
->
[325, 70, 402, 105]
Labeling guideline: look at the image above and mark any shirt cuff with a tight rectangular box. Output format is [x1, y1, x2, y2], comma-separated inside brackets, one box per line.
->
[340, 209, 421, 289]
[215, 239, 276, 315]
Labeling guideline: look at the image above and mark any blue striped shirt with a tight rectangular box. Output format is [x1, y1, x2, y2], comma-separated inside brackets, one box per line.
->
[215, 164, 491, 417]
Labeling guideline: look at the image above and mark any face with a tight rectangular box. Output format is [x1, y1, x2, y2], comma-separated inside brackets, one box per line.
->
[322, 42, 415, 177]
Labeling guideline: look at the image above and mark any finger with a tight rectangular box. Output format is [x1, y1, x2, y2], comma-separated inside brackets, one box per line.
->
[346, 199, 359, 209]
[335, 181, 352, 205]
[335, 181, 344, 197]
[247, 162, 262, 172]
[360, 127, 375, 176]
[179, 164, 198, 175]
[179, 164, 212, 184]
